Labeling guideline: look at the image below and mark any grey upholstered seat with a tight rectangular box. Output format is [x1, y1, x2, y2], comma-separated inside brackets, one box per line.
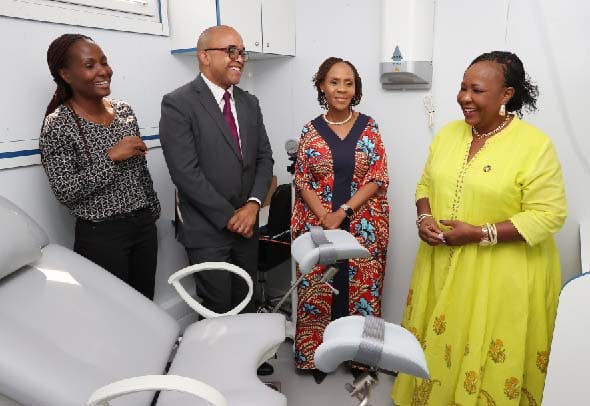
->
[0, 196, 179, 405]
[0, 195, 287, 406]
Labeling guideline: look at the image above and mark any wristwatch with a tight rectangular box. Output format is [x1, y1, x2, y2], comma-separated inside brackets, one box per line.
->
[340, 204, 354, 218]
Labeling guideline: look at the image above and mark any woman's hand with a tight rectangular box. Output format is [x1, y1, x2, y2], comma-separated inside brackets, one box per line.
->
[108, 136, 147, 161]
[321, 210, 346, 230]
[440, 220, 481, 246]
[418, 217, 445, 246]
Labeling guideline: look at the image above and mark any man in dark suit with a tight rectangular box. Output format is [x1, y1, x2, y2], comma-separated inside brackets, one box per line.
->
[159, 25, 273, 315]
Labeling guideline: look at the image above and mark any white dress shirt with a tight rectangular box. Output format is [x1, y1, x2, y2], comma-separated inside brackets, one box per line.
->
[201, 73, 241, 149]
[200, 73, 261, 207]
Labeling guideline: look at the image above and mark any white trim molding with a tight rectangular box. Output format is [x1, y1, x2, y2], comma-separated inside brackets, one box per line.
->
[0, 128, 161, 170]
[0, 0, 169, 36]
[0, 139, 41, 170]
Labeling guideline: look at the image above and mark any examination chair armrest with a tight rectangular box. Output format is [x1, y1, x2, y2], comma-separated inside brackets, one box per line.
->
[87, 374, 226, 406]
[168, 262, 253, 319]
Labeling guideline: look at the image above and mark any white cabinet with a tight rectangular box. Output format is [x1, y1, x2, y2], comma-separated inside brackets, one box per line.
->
[169, 0, 217, 54]
[261, 0, 295, 56]
[168, 0, 295, 58]
[218, 0, 261, 52]
[218, 0, 295, 57]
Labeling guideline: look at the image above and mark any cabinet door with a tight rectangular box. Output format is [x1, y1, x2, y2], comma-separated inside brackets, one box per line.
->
[218, 0, 263, 52]
[262, 0, 295, 56]
[169, 0, 217, 52]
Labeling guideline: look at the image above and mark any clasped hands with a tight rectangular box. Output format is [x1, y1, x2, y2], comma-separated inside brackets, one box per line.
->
[226, 201, 260, 238]
[318, 209, 346, 230]
[419, 217, 481, 246]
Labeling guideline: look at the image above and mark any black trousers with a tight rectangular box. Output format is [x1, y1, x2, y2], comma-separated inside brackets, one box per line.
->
[186, 233, 258, 315]
[74, 210, 158, 300]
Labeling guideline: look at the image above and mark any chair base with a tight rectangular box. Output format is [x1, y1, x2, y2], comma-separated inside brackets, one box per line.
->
[256, 295, 291, 316]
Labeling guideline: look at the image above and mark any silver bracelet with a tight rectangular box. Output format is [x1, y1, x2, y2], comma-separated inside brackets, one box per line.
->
[416, 213, 433, 228]
[489, 223, 498, 245]
[479, 223, 498, 246]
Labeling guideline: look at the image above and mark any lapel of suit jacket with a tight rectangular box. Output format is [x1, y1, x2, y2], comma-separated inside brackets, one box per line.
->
[233, 88, 249, 163]
[192, 75, 242, 162]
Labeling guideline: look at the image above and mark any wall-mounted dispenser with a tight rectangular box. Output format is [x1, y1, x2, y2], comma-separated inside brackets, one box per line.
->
[381, 0, 434, 90]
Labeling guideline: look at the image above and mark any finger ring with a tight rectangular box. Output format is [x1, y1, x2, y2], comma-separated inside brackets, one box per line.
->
[437, 232, 444, 240]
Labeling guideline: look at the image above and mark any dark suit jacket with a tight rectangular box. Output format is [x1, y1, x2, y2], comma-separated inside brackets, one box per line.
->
[159, 74, 274, 248]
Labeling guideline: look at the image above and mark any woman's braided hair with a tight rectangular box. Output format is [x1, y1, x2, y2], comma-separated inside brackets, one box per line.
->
[470, 51, 539, 117]
[45, 33, 93, 117]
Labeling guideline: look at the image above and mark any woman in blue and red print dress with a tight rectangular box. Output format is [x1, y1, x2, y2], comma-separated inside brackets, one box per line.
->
[291, 57, 390, 383]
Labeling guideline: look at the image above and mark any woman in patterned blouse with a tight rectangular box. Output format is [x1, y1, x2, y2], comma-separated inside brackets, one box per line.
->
[40, 34, 161, 300]
[291, 57, 390, 383]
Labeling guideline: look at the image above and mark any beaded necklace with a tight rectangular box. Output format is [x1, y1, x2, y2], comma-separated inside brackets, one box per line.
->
[472, 114, 512, 138]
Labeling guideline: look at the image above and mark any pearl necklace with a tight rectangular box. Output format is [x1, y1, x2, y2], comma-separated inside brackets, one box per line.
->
[472, 114, 512, 138]
[323, 110, 353, 125]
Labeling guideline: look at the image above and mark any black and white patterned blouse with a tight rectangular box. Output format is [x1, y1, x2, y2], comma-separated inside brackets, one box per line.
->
[40, 100, 161, 221]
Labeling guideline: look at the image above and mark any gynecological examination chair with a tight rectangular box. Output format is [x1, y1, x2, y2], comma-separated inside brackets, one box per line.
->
[0, 195, 284, 406]
[289, 226, 430, 405]
[0, 195, 428, 406]
[541, 223, 590, 405]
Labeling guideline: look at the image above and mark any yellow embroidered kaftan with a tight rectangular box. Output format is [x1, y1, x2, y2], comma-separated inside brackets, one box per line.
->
[392, 117, 567, 405]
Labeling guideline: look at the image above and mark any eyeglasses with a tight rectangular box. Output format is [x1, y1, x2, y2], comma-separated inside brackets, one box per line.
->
[204, 46, 249, 61]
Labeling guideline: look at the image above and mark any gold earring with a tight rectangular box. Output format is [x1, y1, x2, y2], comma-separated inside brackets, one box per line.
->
[499, 104, 506, 117]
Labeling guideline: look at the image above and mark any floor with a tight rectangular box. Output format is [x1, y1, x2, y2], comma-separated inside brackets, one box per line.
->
[262, 341, 396, 406]
[0, 343, 396, 406]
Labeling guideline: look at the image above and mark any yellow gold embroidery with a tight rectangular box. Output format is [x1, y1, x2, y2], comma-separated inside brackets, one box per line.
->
[407, 326, 419, 342]
[521, 387, 538, 406]
[536, 351, 549, 373]
[463, 370, 478, 395]
[433, 314, 447, 335]
[504, 377, 520, 400]
[411, 379, 441, 406]
[408, 326, 427, 350]
[478, 389, 497, 406]
[445, 344, 452, 368]
[488, 339, 506, 363]
[407, 289, 414, 306]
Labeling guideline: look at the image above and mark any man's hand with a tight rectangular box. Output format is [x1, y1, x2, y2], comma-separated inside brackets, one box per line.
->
[227, 201, 260, 238]
[108, 136, 147, 161]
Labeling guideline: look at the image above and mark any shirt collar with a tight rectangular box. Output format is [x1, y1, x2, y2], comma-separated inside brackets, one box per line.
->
[200, 73, 234, 105]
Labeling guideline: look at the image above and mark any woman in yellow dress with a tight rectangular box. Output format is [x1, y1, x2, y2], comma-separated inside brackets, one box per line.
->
[392, 51, 567, 405]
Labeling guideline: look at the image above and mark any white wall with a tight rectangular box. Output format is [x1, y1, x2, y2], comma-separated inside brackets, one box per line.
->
[0, 0, 587, 327]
